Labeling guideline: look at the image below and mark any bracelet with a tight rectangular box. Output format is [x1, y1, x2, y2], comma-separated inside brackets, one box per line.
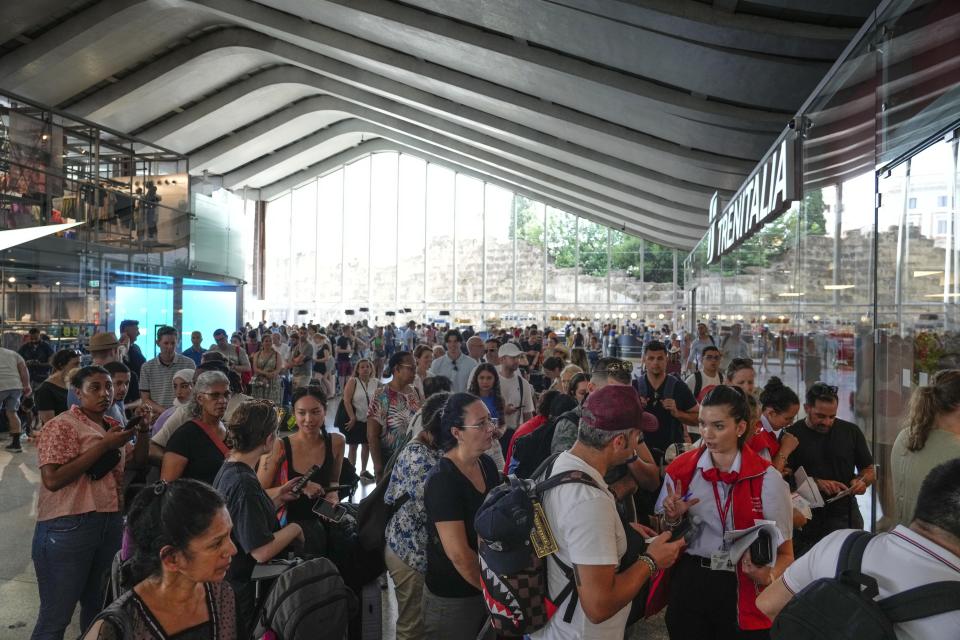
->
[662, 514, 681, 529]
[637, 553, 658, 574]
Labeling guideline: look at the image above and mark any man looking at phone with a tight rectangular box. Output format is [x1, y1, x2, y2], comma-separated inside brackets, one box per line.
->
[496, 342, 534, 449]
[785, 382, 874, 556]
[531, 385, 684, 639]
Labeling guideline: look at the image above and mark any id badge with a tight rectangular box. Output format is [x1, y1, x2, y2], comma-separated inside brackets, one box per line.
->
[710, 551, 735, 572]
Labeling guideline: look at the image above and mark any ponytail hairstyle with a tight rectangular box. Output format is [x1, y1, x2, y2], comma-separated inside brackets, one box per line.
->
[419, 391, 451, 450]
[759, 376, 800, 413]
[905, 369, 960, 451]
[701, 385, 752, 448]
[225, 399, 279, 452]
[126, 480, 225, 584]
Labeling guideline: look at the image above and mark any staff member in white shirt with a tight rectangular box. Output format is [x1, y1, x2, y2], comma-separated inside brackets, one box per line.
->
[747, 377, 800, 472]
[758, 458, 960, 639]
[657, 385, 794, 639]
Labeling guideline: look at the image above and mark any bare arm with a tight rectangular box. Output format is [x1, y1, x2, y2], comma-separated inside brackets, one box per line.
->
[38, 409, 56, 424]
[574, 562, 651, 624]
[435, 520, 482, 590]
[257, 438, 283, 489]
[250, 523, 303, 563]
[40, 441, 113, 491]
[17, 360, 30, 395]
[609, 443, 660, 499]
[756, 577, 795, 621]
[342, 378, 357, 421]
[159, 451, 189, 482]
[367, 416, 384, 478]
[325, 435, 345, 504]
[139, 391, 164, 415]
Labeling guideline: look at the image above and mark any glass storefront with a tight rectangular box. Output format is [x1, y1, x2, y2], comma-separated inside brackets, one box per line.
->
[253, 152, 686, 328]
[0, 91, 243, 347]
[685, 0, 960, 529]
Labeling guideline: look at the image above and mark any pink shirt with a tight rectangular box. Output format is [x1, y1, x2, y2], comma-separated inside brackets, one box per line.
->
[36, 406, 128, 521]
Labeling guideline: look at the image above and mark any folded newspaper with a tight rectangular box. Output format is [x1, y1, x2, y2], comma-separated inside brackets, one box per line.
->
[722, 520, 783, 567]
[791, 465, 824, 521]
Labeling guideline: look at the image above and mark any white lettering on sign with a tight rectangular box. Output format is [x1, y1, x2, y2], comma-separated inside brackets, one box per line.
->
[706, 137, 798, 264]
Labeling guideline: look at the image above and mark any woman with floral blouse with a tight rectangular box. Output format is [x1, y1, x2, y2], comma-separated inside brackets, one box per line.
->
[383, 392, 448, 640]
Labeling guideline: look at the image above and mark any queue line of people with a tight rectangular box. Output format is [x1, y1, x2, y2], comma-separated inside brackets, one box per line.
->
[13, 319, 960, 640]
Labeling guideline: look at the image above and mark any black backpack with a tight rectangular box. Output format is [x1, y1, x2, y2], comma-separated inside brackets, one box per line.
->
[692, 370, 723, 398]
[511, 409, 579, 479]
[256, 557, 359, 640]
[772, 530, 960, 640]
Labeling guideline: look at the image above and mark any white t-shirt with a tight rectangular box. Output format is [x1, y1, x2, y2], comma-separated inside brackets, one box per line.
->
[497, 367, 535, 431]
[0, 348, 25, 391]
[683, 370, 722, 397]
[531, 451, 629, 640]
[782, 526, 960, 640]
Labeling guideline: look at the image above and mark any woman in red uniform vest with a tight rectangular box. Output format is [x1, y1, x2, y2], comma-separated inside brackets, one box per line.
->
[657, 385, 795, 639]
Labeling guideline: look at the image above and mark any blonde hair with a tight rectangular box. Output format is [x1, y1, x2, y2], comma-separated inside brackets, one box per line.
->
[905, 369, 960, 451]
[559, 364, 583, 392]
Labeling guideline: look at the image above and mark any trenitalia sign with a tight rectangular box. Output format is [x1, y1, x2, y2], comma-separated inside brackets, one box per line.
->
[706, 136, 799, 264]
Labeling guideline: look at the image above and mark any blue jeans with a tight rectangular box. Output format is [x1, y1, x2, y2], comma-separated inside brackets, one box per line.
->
[31, 511, 122, 640]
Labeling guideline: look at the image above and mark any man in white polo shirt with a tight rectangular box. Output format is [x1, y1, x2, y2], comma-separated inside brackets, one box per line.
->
[758, 458, 960, 639]
[140, 325, 196, 413]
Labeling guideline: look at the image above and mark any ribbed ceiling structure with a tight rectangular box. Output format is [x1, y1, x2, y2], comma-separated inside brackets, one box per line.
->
[0, 0, 881, 248]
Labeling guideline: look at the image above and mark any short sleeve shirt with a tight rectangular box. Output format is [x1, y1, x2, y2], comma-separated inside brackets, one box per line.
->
[214, 461, 279, 584]
[139, 354, 196, 408]
[0, 347, 25, 390]
[786, 418, 873, 518]
[385, 441, 444, 572]
[36, 406, 127, 521]
[636, 374, 697, 453]
[291, 342, 314, 377]
[34, 381, 68, 414]
[368, 385, 420, 453]
[782, 526, 960, 640]
[165, 420, 226, 485]
[424, 455, 499, 597]
[531, 451, 629, 640]
[497, 368, 535, 431]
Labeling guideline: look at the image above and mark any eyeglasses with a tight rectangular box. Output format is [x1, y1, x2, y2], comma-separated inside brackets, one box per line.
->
[458, 418, 498, 432]
[703, 354, 721, 361]
[201, 391, 232, 401]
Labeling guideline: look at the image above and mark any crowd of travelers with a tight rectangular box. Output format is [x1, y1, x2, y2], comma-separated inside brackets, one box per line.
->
[1, 317, 958, 640]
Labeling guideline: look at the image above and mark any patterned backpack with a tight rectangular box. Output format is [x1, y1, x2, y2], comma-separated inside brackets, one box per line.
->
[475, 454, 599, 636]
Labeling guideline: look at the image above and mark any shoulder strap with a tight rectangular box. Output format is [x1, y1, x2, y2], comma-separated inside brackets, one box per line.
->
[91, 592, 134, 639]
[879, 581, 960, 622]
[836, 530, 880, 599]
[694, 371, 703, 397]
[664, 374, 677, 397]
[536, 468, 604, 495]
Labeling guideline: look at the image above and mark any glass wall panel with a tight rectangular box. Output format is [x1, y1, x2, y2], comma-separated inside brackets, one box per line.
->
[644, 242, 675, 315]
[291, 181, 317, 308]
[264, 192, 291, 311]
[484, 184, 514, 304]
[397, 155, 426, 307]
[545, 206, 576, 303]
[455, 174, 484, 303]
[610, 229, 643, 305]
[577, 220, 608, 304]
[370, 153, 398, 308]
[425, 164, 454, 303]
[515, 197, 545, 303]
[343, 157, 371, 305]
[316, 170, 343, 303]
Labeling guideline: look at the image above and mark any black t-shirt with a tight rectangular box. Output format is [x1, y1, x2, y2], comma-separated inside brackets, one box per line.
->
[34, 381, 68, 414]
[635, 374, 697, 454]
[786, 417, 873, 516]
[424, 454, 500, 598]
[214, 461, 279, 584]
[336, 336, 352, 359]
[166, 420, 227, 486]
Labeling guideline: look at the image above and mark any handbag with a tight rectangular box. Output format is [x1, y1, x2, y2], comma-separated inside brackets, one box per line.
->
[86, 448, 121, 480]
[333, 399, 350, 429]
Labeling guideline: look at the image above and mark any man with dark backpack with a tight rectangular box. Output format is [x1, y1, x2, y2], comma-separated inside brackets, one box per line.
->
[476, 384, 684, 639]
[632, 341, 699, 463]
[758, 458, 960, 639]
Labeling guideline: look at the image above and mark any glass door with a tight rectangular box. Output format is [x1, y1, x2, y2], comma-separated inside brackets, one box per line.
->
[873, 133, 960, 530]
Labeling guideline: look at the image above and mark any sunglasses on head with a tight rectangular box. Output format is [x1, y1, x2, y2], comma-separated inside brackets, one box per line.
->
[809, 382, 838, 400]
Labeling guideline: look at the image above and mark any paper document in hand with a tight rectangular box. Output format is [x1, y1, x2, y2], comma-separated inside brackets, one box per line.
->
[791, 494, 813, 520]
[722, 520, 783, 567]
[825, 487, 854, 504]
[793, 466, 824, 508]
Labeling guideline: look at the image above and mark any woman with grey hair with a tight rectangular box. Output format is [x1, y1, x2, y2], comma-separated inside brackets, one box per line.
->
[160, 370, 231, 484]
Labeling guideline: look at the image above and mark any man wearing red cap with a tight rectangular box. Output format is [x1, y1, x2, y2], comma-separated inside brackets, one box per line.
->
[532, 384, 685, 640]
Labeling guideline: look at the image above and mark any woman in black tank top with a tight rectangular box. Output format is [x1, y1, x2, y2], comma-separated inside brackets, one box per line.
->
[258, 386, 346, 558]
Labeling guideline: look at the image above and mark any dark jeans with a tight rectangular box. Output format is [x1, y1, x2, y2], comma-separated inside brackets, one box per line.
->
[31, 511, 122, 640]
[665, 554, 770, 640]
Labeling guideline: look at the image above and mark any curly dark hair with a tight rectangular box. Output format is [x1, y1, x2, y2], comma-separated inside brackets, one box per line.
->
[467, 362, 505, 421]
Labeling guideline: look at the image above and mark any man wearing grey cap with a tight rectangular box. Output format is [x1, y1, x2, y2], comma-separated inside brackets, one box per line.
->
[531, 385, 684, 640]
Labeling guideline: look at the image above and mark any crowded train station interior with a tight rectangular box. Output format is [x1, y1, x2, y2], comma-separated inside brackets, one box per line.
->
[0, 1, 959, 638]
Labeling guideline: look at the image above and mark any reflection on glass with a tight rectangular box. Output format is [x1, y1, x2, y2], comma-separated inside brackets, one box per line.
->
[343, 157, 371, 304]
